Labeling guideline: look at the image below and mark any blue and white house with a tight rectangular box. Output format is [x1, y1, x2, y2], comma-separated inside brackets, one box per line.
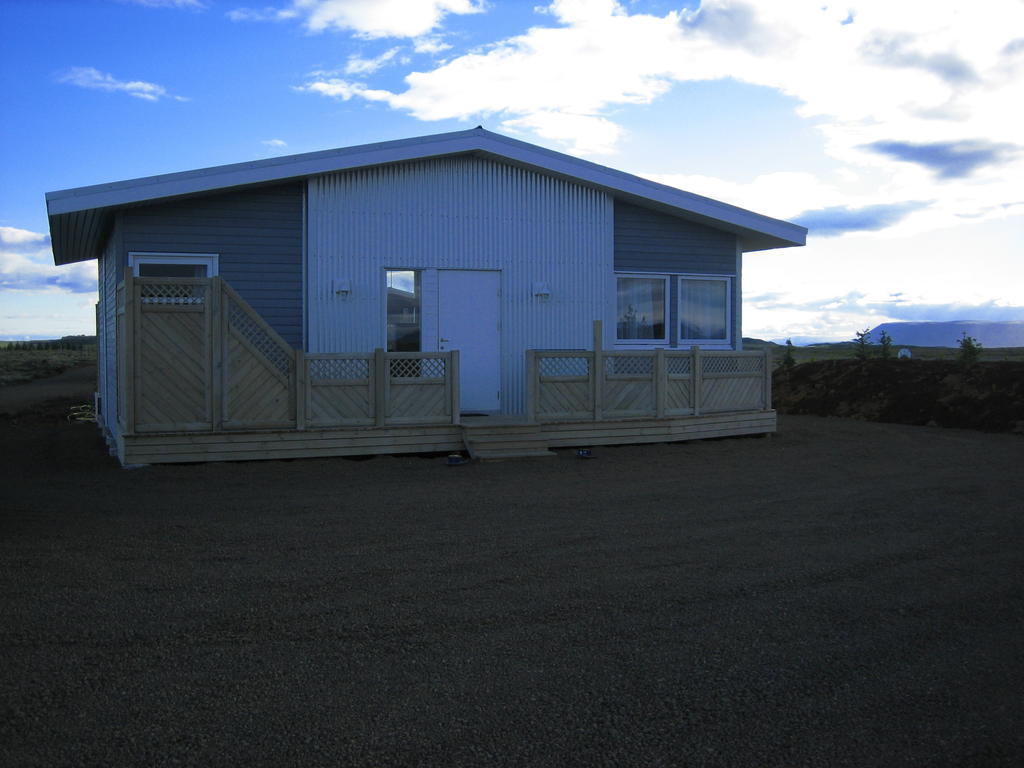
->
[47, 128, 806, 463]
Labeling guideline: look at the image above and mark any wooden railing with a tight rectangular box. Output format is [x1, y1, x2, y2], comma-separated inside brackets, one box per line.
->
[117, 273, 459, 434]
[526, 324, 771, 423]
[304, 350, 459, 428]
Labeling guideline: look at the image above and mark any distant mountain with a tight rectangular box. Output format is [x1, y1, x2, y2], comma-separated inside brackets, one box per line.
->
[868, 321, 1024, 348]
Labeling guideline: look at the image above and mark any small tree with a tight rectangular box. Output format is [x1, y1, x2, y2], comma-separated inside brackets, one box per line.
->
[781, 339, 797, 370]
[957, 332, 982, 367]
[853, 328, 872, 360]
[878, 330, 893, 360]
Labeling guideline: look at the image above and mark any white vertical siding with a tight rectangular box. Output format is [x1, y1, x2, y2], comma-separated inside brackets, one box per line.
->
[307, 156, 614, 414]
[420, 268, 439, 352]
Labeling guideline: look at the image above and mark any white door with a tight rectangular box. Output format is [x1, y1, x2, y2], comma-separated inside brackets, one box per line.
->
[437, 270, 500, 412]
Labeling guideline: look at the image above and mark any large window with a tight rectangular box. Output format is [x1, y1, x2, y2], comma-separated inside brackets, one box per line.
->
[616, 275, 668, 343]
[128, 252, 218, 277]
[386, 269, 421, 352]
[678, 276, 730, 344]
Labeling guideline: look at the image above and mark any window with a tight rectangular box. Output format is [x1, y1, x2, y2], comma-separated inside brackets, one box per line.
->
[386, 269, 421, 352]
[616, 275, 668, 343]
[128, 253, 219, 305]
[128, 253, 218, 277]
[678, 276, 730, 344]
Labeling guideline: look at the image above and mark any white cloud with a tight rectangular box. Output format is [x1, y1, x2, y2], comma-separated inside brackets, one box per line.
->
[226, 6, 297, 22]
[345, 47, 401, 75]
[741, 215, 1024, 341]
[295, 79, 366, 100]
[0, 236, 96, 295]
[413, 36, 452, 54]
[502, 111, 625, 156]
[0, 234, 99, 336]
[0, 296, 100, 340]
[643, 171, 847, 221]
[298, 0, 483, 37]
[231, 0, 483, 37]
[297, 0, 1024, 235]
[262, 138, 288, 147]
[0, 227, 47, 245]
[121, 0, 205, 8]
[57, 67, 186, 102]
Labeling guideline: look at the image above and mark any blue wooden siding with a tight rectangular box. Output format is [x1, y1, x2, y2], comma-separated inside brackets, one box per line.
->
[98, 224, 120, 443]
[614, 201, 740, 348]
[614, 202, 737, 274]
[117, 184, 304, 346]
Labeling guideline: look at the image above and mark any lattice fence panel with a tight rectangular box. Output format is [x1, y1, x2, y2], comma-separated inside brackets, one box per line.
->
[703, 355, 763, 376]
[227, 298, 292, 377]
[135, 310, 209, 430]
[390, 357, 446, 380]
[139, 282, 207, 306]
[309, 357, 370, 381]
[605, 356, 653, 376]
[702, 376, 764, 412]
[665, 355, 692, 376]
[539, 356, 590, 378]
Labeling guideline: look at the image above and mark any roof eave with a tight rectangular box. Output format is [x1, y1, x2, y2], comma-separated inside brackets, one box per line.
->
[44, 129, 487, 217]
[46, 127, 807, 264]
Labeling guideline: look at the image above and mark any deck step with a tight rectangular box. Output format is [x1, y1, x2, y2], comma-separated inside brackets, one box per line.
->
[471, 447, 556, 460]
[459, 421, 554, 460]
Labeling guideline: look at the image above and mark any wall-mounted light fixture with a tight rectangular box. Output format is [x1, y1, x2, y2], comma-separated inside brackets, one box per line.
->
[333, 279, 351, 297]
[532, 281, 551, 299]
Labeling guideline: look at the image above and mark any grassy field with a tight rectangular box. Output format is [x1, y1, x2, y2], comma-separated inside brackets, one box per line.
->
[0, 347, 97, 386]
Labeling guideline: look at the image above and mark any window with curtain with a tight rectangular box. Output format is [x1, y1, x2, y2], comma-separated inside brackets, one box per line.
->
[678, 277, 730, 343]
[616, 275, 667, 342]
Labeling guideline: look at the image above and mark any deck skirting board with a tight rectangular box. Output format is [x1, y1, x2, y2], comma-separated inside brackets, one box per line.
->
[540, 411, 775, 447]
[121, 410, 776, 464]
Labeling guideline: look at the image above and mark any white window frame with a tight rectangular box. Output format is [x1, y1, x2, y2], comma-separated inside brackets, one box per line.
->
[128, 252, 219, 277]
[678, 274, 732, 347]
[615, 273, 670, 346]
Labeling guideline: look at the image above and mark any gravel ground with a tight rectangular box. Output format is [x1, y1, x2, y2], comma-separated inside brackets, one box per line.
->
[1, 382, 1022, 766]
[0, 365, 96, 415]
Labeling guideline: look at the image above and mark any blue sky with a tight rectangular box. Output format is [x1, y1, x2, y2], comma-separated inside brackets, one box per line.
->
[2, 0, 1022, 342]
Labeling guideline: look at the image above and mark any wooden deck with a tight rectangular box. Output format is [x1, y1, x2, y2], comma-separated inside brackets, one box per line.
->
[111, 275, 776, 465]
[119, 410, 776, 464]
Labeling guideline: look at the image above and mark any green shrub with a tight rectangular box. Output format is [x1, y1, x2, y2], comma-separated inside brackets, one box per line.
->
[781, 339, 797, 370]
[853, 328, 872, 361]
[879, 330, 893, 360]
[957, 333, 982, 367]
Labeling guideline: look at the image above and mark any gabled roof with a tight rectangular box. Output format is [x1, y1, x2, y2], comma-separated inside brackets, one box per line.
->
[47, 127, 806, 265]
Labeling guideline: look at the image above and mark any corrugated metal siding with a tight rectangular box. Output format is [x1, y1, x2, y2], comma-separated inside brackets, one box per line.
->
[118, 184, 303, 346]
[614, 201, 740, 349]
[308, 156, 613, 415]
